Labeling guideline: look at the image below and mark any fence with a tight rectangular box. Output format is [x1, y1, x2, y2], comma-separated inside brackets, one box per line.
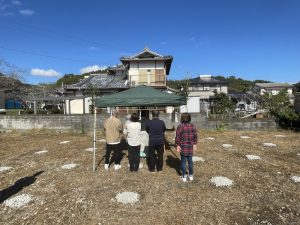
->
[0, 113, 277, 133]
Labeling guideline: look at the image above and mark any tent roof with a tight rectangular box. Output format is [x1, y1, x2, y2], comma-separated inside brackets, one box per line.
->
[95, 85, 185, 107]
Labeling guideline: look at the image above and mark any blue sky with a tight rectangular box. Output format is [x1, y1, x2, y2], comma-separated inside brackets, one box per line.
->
[0, 0, 299, 84]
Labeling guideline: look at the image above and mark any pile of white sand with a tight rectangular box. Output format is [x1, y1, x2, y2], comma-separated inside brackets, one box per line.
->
[0, 166, 12, 172]
[60, 141, 70, 144]
[240, 136, 251, 139]
[263, 143, 277, 147]
[85, 148, 97, 152]
[3, 194, 33, 208]
[246, 155, 261, 160]
[192, 156, 205, 162]
[274, 135, 285, 138]
[209, 176, 234, 187]
[291, 176, 300, 183]
[35, 150, 48, 154]
[61, 163, 77, 169]
[115, 192, 140, 204]
[206, 137, 215, 140]
[222, 144, 232, 148]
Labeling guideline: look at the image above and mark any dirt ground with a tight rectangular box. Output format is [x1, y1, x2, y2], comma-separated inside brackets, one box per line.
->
[0, 129, 300, 225]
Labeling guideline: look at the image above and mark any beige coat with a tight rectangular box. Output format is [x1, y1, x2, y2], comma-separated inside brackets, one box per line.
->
[104, 116, 123, 144]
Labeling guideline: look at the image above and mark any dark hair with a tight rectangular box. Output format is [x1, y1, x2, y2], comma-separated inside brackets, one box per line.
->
[131, 113, 139, 122]
[152, 110, 160, 118]
[180, 113, 191, 123]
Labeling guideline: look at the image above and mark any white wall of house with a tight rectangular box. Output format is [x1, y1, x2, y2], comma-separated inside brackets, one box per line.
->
[260, 87, 293, 95]
[129, 61, 166, 86]
[186, 97, 200, 113]
[65, 97, 90, 114]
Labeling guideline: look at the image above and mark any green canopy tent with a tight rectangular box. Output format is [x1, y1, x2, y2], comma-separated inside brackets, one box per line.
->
[95, 85, 185, 107]
[91, 85, 185, 172]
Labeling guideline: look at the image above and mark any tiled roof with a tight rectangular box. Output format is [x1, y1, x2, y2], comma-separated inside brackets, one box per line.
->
[189, 76, 228, 85]
[255, 83, 293, 88]
[64, 74, 129, 90]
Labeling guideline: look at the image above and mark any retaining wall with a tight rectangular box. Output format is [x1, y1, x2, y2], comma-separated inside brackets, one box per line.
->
[0, 113, 277, 133]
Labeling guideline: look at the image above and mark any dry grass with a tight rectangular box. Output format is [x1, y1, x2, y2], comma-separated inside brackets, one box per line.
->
[0, 129, 300, 225]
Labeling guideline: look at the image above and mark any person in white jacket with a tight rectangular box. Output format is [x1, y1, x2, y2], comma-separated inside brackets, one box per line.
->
[123, 113, 141, 172]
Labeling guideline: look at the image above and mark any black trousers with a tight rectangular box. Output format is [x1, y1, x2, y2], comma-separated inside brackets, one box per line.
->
[148, 144, 164, 172]
[105, 143, 122, 165]
[128, 145, 140, 171]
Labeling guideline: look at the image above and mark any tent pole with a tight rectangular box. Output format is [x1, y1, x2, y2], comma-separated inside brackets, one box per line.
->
[93, 106, 97, 172]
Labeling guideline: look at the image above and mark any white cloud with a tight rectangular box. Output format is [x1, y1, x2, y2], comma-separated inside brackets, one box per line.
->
[19, 9, 34, 15]
[88, 46, 99, 51]
[80, 65, 107, 74]
[30, 68, 61, 77]
[11, 0, 21, 5]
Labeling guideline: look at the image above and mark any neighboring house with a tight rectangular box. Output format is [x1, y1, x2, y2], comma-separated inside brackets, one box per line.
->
[62, 48, 173, 114]
[253, 82, 294, 104]
[253, 83, 293, 96]
[120, 47, 173, 88]
[182, 75, 228, 113]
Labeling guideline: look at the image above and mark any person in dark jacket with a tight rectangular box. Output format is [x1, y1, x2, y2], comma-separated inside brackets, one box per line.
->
[175, 113, 198, 182]
[146, 110, 166, 172]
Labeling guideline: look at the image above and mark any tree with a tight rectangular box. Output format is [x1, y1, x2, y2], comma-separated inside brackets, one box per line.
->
[0, 59, 25, 82]
[293, 82, 300, 93]
[262, 89, 299, 128]
[212, 90, 235, 119]
[179, 77, 191, 105]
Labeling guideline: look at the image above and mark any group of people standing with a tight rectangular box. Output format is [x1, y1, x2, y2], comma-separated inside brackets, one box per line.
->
[103, 110, 198, 182]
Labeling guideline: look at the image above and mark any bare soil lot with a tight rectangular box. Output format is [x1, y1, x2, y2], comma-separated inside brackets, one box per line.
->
[1, 130, 300, 225]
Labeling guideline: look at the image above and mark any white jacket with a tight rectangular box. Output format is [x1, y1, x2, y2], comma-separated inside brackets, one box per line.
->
[123, 122, 141, 146]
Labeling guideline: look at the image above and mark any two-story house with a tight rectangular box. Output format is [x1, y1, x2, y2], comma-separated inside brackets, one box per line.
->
[62, 48, 173, 114]
[182, 75, 228, 113]
[120, 47, 173, 89]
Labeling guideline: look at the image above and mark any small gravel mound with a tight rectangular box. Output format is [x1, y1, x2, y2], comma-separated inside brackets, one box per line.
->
[210, 176, 234, 187]
[35, 150, 48, 154]
[263, 143, 277, 147]
[85, 148, 97, 152]
[98, 139, 106, 143]
[192, 156, 205, 162]
[274, 134, 285, 138]
[0, 166, 12, 172]
[291, 176, 300, 183]
[240, 136, 251, 139]
[246, 155, 261, 160]
[3, 194, 33, 208]
[206, 137, 215, 140]
[115, 191, 140, 204]
[222, 144, 232, 148]
[61, 163, 77, 169]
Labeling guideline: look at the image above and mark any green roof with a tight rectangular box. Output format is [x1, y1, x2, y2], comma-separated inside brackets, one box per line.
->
[95, 85, 184, 107]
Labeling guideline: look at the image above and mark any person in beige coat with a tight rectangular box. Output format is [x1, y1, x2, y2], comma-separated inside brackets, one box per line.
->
[104, 110, 123, 170]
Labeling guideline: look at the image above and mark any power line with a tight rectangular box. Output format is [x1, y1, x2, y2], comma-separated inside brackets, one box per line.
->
[0, 46, 108, 64]
[0, 18, 134, 53]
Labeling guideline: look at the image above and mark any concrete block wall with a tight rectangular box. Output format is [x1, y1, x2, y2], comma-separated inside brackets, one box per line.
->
[0, 113, 277, 133]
